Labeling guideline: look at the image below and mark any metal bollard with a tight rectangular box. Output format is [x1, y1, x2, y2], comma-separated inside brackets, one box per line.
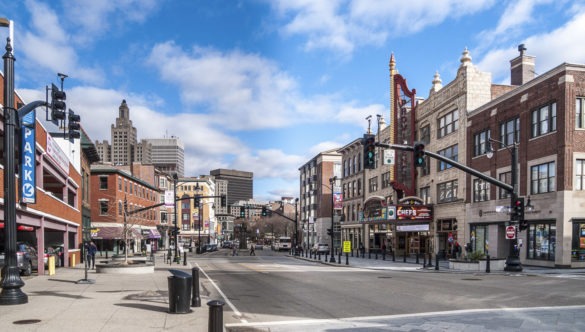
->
[106, 251, 109, 259]
[192, 267, 201, 307]
[416, 252, 419, 264]
[362, 249, 365, 259]
[486, 255, 491, 273]
[375, 250, 378, 260]
[351, 249, 354, 257]
[427, 253, 433, 267]
[338, 252, 341, 264]
[423, 254, 426, 268]
[325, 253, 328, 262]
[368, 250, 371, 259]
[346, 253, 349, 265]
[435, 253, 439, 271]
[382, 250, 385, 261]
[183, 252, 187, 266]
[403, 250, 406, 263]
[207, 300, 225, 332]
[318, 252, 321, 261]
[392, 250, 395, 262]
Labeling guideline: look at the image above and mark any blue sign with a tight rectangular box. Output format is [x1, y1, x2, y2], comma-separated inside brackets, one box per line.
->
[20, 110, 36, 204]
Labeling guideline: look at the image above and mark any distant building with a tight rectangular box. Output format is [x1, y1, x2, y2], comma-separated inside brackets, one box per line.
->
[139, 137, 185, 177]
[210, 169, 253, 205]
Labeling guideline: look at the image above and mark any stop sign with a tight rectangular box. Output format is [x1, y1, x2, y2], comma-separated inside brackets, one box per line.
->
[506, 226, 516, 239]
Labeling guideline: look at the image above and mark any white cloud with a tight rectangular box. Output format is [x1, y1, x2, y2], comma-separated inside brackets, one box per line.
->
[231, 149, 305, 180]
[477, 10, 585, 83]
[270, 0, 494, 56]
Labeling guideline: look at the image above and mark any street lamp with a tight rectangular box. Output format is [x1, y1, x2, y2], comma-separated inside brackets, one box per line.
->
[172, 173, 180, 262]
[329, 176, 337, 263]
[0, 19, 29, 305]
[194, 182, 202, 254]
[487, 138, 522, 272]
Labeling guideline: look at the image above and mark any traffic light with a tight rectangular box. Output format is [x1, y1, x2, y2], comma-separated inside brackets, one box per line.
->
[512, 197, 525, 222]
[413, 142, 425, 167]
[327, 228, 332, 236]
[50, 83, 66, 125]
[239, 206, 245, 218]
[194, 196, 200, 208]
[68, 110, 81, 140]
[363, 134, 376, 169]
[261, 206, 267, 217]
[220, 194, 227, 207]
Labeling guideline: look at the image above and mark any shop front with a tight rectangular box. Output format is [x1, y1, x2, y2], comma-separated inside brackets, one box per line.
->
[391, 198, 433, 259]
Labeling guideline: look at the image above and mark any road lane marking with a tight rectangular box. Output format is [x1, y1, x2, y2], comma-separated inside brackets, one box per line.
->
[196, 262, 248, 324]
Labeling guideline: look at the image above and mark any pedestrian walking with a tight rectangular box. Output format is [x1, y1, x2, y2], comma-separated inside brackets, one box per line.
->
[232, 245, 238, 256]
[87, 241, 97, 269]
[250, 244, 256, 256]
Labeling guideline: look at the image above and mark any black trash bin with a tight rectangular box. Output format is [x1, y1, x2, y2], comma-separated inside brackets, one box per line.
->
[168, 269, 193, 314]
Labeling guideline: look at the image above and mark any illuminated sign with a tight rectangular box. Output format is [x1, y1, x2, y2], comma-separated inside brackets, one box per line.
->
[396, 205, 433, 220]
[20, 111, 36, 204]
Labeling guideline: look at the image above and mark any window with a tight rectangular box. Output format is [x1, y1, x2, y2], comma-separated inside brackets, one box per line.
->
[531, 102, 557, 137]
[160, 211, 168, 224]
[420, 125, 430, 144]
[437, 145, 458, 171]
[498, 172, 512, 199]
[527, 222, 556, 261]
[576, 159, 585, 190]
[369, 176, 378, 193]
[99, 200, 109, 215]
[99, 177, 108, 190]
[437, 180, 457, 203]
[473, 179, 490, 202]
[473, 129, 491, 157]
[357, 179, 362, 196]
[420, 186, 431, 204]
[118, 202, 123, 215]
[381, 172, 391, 189]
[571, 222, 585, 261]
[182, 223, 190, 231]
[500, 118, 520, 146]
[577, 97, 585, 129]
[438, 110, 459, 138]
[182, 213, 189, 221]
[470, 224, 489, 255]
[118, 178, 122, 191]
[530, 161, 555, 194]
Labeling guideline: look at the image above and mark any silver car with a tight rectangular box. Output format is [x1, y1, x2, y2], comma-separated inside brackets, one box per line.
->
[312, 243, 329, 254]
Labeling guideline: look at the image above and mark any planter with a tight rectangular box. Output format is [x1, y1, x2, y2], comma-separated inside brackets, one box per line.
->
[96, 259, 154, 274]
[449, 259, 505, 271]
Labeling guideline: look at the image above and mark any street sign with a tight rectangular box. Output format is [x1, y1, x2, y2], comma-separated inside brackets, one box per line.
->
[343, 241, 351, 253]
[383, 149, 395, 165]
[506, 226, 516, 239]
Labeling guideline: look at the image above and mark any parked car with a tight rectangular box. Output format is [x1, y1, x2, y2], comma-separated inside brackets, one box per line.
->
[254, 243, 264, 250]
[0, 242, 39, 276]
[44, 243, 64, 267]
[311, 243, 330, 254]
[222, 241, 233, 249]
[202, 244, 218, 252]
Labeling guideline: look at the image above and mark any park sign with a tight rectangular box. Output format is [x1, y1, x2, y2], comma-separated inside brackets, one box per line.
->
[20, 110, 36, 204]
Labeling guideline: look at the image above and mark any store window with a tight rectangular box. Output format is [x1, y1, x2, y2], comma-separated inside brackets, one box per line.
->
[470, 225, 489, 255]
[527, 222, 556, 261]
[571, 221, 585, 261]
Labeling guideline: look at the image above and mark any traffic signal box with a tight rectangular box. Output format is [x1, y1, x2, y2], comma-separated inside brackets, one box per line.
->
[239, 206, 246, 218]
[413, 142, 425, 167]
[220, 195, 227, 207]
[50, 83, 66, 125]
[363, 134, 376, 169]
[513, 197, 525, 224]
[327, 228, 332, 236]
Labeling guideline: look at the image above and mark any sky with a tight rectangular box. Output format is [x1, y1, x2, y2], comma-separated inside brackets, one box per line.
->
[2, 0, 585, 201]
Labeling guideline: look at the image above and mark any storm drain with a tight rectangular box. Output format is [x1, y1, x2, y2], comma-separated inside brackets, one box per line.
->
[13, 319, 41, 325]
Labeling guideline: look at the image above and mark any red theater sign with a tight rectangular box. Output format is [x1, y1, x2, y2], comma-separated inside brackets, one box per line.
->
[396, 205, 433, 220]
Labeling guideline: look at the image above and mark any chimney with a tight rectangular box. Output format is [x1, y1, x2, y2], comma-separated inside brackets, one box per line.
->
[510, 44, 535, 85]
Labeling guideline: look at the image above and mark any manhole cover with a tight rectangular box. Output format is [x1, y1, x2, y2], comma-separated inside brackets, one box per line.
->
[13, 319, 41, 325]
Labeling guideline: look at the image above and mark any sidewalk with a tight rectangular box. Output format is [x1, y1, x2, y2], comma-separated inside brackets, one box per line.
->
[0, 255, 214, 332]
[292, 250, 585, 275]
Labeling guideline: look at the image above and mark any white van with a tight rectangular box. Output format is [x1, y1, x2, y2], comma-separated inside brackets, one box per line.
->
[277, 236, 292, 251]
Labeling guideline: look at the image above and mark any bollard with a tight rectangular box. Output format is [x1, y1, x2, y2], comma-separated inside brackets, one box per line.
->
[106, 251, 109, 259]
[403, 250, 406, 263]
[368, 250, 371, 259]
[382, 250, 385, 261]
[207, 300, 225, 332]
[351, 249, 354, 257]
[423, 254, 426, 268]
[486, 255, 491, 273]
[375, 250, 378, 260]
[318, 252, 321, 261]
[435, 253, 439, 271]
[416, 252, 419, 264]
[338, 252, 341, 264]
[192, 267, 201, 307]
[392, 250, 395, 262]
[325, 253, 328, 262]
[183, 252, 187, 266]
[427, 252, 433, 267]
[346, 253, 349, 265]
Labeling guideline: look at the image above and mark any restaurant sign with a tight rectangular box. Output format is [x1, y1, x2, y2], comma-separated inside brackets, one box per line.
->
[396, 205, 433, 220]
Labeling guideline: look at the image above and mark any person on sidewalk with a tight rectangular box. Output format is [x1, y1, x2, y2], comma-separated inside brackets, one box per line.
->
[232, 245, 238, 256]
[250, 244, 256, 256]
[87, 241, 98, 269]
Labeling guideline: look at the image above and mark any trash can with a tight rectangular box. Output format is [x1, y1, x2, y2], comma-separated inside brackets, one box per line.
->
[168, 269, 192, 314]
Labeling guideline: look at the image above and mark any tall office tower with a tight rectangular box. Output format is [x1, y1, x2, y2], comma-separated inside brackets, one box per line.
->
[110, 100, 138, 166]
[139, 137, 185, 177]
[210, 169, 253, 205]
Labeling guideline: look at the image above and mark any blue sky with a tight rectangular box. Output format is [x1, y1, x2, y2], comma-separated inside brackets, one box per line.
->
[3, 0, 585, 201]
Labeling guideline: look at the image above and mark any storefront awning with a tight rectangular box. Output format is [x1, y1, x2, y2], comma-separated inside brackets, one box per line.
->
[91, 227, 142, 240]
[142, 229, 161, 239]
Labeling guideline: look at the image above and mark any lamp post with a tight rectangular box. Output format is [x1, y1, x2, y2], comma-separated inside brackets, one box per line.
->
[193, 182, 202, 254]
[0, 18, 28, 305]
[294, 198, 299, 256]
[172, 173, 182, 263]
[329, 176, 337, 263]
[487, 138, 522, 272]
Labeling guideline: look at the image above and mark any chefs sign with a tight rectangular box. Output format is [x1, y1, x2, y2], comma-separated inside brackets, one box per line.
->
[396, 205, 433, 220]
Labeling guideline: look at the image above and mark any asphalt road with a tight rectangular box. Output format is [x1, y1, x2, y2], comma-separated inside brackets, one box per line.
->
[195, 248, 585, 331]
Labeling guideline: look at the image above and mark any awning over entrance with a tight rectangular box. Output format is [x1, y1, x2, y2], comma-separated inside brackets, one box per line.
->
[142, 229, 161, 239]
[91, 226, 142, 240]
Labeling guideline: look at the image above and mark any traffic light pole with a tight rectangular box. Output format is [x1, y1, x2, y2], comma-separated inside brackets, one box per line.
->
[377, 142, 522, 272]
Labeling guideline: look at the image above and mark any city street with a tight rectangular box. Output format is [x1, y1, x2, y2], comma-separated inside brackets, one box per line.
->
[198, 248, 585, 331]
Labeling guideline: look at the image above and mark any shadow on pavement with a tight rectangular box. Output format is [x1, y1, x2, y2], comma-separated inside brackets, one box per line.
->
[114, 302, 171, 313]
